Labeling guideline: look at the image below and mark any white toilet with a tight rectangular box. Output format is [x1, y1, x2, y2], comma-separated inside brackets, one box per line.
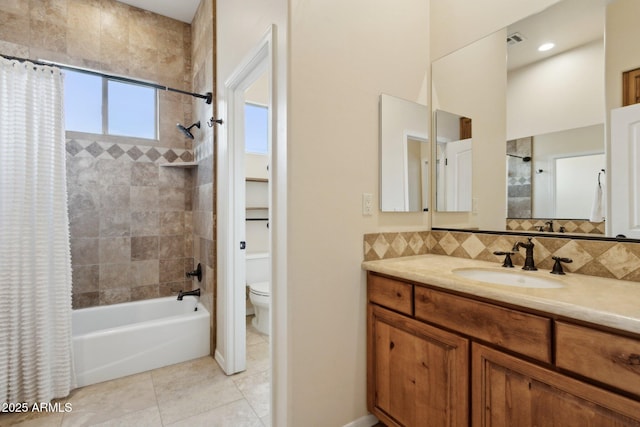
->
[246, 252, 270, 335]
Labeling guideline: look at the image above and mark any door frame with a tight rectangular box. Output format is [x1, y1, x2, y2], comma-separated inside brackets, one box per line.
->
[216, 26, 274, 375]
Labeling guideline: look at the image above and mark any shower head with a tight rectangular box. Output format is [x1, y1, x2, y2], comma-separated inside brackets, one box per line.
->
[507, 154, 531, 162]
[177, 121, 201, 139]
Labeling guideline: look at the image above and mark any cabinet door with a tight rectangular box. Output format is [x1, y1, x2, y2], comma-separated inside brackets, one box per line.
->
[368, 304, 469, 427]
[472, 343, 640, 427]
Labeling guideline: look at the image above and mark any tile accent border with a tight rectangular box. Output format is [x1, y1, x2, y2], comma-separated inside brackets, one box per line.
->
[507, 218, 605, 235]
[66, 139, 194, 164]
[364, 230, 640, 284]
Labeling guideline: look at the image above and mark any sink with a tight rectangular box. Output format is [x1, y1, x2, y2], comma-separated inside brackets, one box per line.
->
[452, 268, 565, 289]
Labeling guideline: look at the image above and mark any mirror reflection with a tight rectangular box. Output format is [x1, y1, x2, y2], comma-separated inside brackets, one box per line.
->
[436, 110, 473, 212]
[430, 0, 629, 236]
[507, 124, 605, 221]
[379, 94, 429, 212]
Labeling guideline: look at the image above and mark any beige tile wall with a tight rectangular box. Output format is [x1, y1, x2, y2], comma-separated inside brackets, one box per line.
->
[191, 0, 216, 350]
[0, 0, 198, 307]
[364, 230, 640, 283]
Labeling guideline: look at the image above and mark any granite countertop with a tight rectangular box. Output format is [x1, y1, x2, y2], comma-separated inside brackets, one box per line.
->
[362, 254, 640, 335]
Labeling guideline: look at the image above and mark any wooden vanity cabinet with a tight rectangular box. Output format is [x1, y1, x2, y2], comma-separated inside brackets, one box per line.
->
[367, 304, 469, 427]
[473, 343, 640, 426]
[367, 272, 640, 427]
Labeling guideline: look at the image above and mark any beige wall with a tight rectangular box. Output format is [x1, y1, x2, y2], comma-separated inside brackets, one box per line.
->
[288, 0, 428, 424]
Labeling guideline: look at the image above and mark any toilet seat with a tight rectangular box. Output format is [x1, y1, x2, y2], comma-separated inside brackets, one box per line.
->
[249, 281, 270, 297]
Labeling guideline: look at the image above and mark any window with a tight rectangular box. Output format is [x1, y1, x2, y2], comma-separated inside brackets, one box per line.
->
[245, 102, 268, 154]
[64, 69, 157, 139]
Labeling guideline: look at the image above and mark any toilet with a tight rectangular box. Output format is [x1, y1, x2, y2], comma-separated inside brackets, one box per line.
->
[246, 252, 270, 335]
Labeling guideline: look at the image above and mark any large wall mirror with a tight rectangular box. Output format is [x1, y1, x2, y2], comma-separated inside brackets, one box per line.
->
[379, 94, 429, 212]
[431, 0, 640, 237]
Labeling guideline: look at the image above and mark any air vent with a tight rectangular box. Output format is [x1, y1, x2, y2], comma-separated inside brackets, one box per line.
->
[507, 32, 526, 45]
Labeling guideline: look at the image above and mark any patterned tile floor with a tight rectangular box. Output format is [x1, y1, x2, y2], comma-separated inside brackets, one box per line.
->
[0, 317, 270, 427]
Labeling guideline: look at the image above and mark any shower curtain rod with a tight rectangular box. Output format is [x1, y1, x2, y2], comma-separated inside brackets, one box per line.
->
[1, 54, 212, 104]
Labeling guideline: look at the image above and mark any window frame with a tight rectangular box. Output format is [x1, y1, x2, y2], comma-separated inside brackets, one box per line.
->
[64, 69, 159, 140]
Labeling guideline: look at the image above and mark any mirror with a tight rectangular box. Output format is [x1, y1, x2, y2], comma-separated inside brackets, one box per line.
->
[379, 94, 429, 212]
[430, 0, 633, 235]
[435, 110, 473, 212]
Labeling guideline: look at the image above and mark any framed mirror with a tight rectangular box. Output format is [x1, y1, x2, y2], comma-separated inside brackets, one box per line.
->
[430, 0, 638, 236]
[379, 94, 429, 212]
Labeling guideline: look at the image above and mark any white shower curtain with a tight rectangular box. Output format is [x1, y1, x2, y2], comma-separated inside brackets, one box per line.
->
[0, 57, 74, 404]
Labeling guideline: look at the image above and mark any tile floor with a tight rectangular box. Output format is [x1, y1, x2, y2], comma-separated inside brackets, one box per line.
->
[0, 317, 270, 427]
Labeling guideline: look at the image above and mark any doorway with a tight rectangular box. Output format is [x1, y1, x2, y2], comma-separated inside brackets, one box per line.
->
[216, 28, 273, 380]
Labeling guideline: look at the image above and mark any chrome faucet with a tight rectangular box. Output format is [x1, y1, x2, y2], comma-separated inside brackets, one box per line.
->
[512, 237, 537, 271]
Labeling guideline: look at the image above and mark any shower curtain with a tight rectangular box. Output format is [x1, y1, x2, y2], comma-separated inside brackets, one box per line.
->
[0, 57, 74, 404]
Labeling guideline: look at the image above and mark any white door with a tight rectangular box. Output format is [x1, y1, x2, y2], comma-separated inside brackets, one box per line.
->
[610, 103, 640, 238]
[555, 154, 605, 218]
[444, 138, 472, 211]
[217, 32, 272, 375]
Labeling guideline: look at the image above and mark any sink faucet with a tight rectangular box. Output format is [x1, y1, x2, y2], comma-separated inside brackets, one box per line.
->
[177, 288, 201, 301]
[545, 220, 554, 232]
[512, 237, 537, 271]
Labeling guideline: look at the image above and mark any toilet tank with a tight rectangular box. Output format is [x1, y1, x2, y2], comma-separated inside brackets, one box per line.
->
[246, 252, 270, 284]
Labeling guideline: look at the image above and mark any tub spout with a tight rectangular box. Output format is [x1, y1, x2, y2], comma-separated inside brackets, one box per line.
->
[177, 288, 201, 301]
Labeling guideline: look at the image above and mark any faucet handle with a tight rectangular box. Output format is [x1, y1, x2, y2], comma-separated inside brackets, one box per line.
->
[493, 251, 515, 268]
[551, 256, 573, 275]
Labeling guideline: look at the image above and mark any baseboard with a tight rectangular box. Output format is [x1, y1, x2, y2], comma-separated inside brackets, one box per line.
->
[343, 414, 379, 427]
[214, 349, 227, 374]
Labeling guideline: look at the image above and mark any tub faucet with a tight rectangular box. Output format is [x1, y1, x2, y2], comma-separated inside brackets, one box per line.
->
[512, 237, 537, 271]
[177, 288, 201, 301]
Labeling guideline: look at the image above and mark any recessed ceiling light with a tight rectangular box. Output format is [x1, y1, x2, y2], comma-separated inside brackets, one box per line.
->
[538, 42, 555, 52]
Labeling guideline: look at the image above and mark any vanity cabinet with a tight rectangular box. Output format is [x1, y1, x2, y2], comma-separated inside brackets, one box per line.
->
[368, 304, 469, 427]
[366, 272, 640, 427]
[473, 343, 640, 426]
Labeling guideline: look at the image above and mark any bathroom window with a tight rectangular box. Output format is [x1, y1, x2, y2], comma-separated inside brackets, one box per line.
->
[64, 69, 157, 139]
[245, 102, 268, 154]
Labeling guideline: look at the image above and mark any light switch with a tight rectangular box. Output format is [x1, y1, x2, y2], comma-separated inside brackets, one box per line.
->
[362, 193, 373, 216]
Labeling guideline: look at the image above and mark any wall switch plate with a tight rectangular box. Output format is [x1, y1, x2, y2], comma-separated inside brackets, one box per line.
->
[362, 193, 373, 216]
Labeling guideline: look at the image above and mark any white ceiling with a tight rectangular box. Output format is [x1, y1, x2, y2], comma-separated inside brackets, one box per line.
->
[507, 0, 607, 71]
[117, 0, 201, 23]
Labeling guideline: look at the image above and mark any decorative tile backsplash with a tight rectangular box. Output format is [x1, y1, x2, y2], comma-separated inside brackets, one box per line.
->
[364, 230, 640, 283]
[506, 218, 605, 235]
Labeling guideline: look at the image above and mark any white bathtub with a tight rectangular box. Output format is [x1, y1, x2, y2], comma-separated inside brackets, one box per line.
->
[72, 296, 210, 387]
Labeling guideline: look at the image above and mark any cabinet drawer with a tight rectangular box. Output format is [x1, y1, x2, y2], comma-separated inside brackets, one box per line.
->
[415, 287, 552, 363]
[556, 322, 640, 396]
[368, 274, 413, 315]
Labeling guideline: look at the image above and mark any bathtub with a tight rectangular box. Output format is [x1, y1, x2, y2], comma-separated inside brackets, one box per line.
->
[72, 296, 210, 387]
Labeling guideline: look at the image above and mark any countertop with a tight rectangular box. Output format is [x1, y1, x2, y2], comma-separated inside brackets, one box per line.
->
[362, 254, 640, 335]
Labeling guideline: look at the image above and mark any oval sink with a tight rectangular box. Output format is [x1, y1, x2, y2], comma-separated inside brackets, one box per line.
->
[453, 268, 565, 289]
